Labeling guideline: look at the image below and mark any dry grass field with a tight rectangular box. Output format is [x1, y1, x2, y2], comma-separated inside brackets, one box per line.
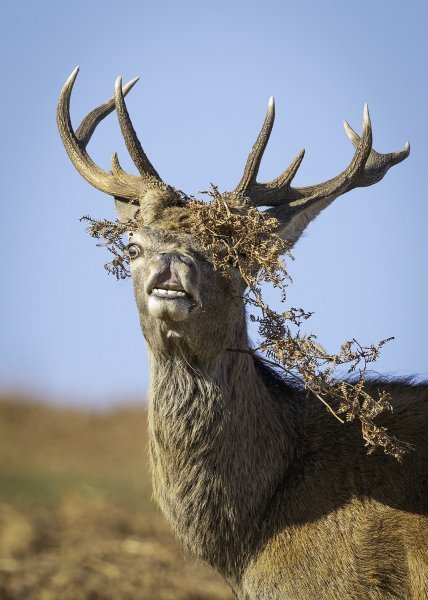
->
[0, 396, 234, 599]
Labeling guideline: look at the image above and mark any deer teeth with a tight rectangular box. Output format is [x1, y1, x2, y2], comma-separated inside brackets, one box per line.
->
[152, 288, 187, 299]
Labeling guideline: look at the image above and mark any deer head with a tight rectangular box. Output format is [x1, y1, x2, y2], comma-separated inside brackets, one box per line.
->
[57, 68, 409, 360]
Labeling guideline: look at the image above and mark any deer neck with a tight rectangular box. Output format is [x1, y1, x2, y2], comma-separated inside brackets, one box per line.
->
[146, 321, 298, 577]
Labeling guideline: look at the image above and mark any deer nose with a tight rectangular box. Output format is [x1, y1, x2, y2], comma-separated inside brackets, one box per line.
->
[145, 251, 201, 305]
[151, 252, 194, 267]
[147, 252, 197, 293]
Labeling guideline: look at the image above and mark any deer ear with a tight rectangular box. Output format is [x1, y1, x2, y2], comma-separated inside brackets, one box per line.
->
[275, 215, 309, 250]
[267, 198, 334, 250]
[114, 198, 140, 223]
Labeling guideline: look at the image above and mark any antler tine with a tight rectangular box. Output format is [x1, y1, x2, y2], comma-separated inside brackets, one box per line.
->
[57, 68, 144, 201]
[114, 76, 162, 181]
[343, 119, 410, 186]
[76, 77, 139, 149]
[343, 119, 361, 148]
[235, 97, 276, 196]
[266, 148, 306, 196]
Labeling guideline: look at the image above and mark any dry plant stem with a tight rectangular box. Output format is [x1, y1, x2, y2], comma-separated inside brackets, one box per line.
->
[227, 347, 345, 424]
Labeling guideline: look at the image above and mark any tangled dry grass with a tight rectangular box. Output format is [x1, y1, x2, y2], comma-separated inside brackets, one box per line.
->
[82, 189, 412, 460]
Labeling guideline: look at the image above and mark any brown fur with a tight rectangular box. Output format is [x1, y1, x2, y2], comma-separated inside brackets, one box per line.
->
[122, 217, 428, 599]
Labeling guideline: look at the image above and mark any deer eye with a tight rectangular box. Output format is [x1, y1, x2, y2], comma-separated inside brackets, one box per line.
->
[127, 244, 141, 259]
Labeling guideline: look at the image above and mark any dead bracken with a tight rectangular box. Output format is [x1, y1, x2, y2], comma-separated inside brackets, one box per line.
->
[81, 187, 412, 461]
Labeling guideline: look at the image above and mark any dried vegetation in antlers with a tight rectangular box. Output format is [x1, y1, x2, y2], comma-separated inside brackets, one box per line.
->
[82, 188, 412, 461]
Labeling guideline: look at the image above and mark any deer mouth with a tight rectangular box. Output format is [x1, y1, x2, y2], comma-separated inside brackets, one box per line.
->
[144, 253, 201, 322]
[150, 286, 190, 300]
[146, 282, 199, 322]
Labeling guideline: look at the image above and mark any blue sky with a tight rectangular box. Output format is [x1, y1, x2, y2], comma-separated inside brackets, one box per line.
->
[2, 0, 427, 406]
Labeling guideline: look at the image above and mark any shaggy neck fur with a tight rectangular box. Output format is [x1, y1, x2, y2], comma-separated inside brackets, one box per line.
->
[147, 332, 299, 579]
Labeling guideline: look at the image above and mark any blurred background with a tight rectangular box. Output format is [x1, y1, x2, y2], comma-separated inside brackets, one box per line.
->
[1, 0, 427, 597]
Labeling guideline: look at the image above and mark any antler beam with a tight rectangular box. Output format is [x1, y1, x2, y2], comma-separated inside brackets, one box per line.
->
[57, 68, 162, 201]
[236, 100, 410, 208]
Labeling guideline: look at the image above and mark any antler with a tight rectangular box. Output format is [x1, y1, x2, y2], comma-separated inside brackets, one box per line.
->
[59, 69, 410, 243]
[235, 99, 410, 209]
[57, 67, 163, 201]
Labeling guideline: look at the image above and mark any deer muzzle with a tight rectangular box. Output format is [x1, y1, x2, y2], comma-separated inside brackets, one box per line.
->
[145, 253, 200, 322]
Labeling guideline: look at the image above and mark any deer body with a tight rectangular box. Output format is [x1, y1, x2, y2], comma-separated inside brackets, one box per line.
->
[146, 315, 427, 599]
[58, 69, 428, 599]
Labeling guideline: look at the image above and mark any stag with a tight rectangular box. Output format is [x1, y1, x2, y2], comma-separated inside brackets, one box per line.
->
[58, 68, 427, 599]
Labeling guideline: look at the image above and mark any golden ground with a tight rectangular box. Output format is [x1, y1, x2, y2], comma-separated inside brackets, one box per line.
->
[0, 397, 234, 599]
